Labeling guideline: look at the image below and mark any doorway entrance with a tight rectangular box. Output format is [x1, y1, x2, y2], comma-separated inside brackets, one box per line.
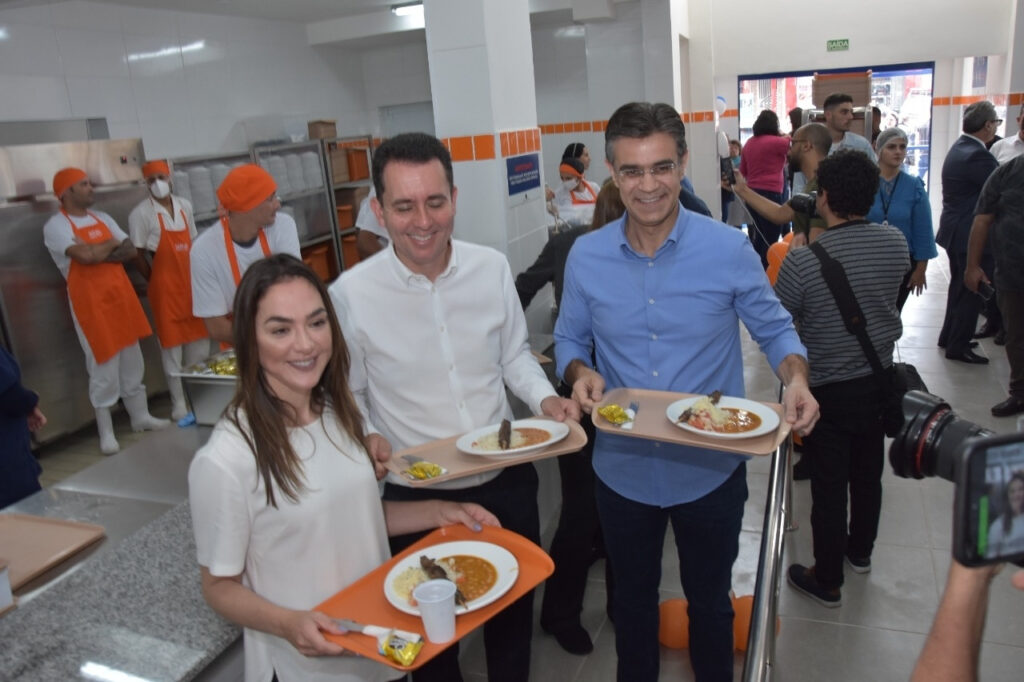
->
[737, 62, 935, 187]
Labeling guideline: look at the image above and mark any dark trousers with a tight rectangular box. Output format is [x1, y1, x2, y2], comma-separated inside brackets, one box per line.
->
[383, 463, 540, 682]
[805, 375, 886, 590]
[596, 463, 747, 682]
[998, 289, 1024, 398]
[539, 415, 613, 629]
[939, 250, 993, 354]
[747, 188, 784, 269]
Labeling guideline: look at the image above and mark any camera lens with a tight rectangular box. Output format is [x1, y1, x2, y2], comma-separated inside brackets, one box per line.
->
[889, 390, 993, 481]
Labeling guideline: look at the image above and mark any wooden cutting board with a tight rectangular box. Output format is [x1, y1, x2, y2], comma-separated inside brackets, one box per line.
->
[0, 514, 105, 590]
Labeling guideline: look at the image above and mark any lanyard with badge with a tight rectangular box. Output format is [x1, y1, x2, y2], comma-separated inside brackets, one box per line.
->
[877, 173, 901, 225]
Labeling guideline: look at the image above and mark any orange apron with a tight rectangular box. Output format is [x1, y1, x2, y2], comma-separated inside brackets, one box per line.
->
[219, 218, 271, 350]
[64, 210, 152, 365]
[149, 205, 208, 349]
[570, 182, 598, 204]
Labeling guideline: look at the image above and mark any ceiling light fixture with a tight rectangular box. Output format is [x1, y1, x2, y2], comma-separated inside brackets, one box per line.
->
[391, 2, 424, 19]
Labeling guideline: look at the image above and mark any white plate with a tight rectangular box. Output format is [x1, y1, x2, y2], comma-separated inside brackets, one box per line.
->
[665, 396, 780, 439]
[455, 418, 570, 457]
[383, 540, 519, 615]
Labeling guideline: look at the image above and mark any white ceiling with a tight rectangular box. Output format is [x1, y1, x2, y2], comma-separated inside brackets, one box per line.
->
[0, 0, 399, 24]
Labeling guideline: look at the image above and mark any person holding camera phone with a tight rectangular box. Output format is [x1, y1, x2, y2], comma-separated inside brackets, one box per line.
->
[911, 559, 1024, 682]
[774, 150, 909, 607]
[965, 154, 1024, 416]
[731, 122, 831, 247]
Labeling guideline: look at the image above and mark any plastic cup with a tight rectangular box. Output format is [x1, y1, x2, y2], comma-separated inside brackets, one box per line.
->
[413, 578, 457, 644]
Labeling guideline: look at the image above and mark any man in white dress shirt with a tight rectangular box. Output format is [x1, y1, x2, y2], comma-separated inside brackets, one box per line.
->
[990, 103, 1024, 164]
[329, 132, 579, 682]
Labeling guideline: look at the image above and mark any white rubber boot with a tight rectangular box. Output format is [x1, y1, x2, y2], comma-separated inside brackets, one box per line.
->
[95, 407, 120, 455]
[168, 377, 189, 422]
[123, 392, 171, 432]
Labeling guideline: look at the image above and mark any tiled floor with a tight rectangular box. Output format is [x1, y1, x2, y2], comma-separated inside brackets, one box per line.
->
[32, 257, 1024, 681]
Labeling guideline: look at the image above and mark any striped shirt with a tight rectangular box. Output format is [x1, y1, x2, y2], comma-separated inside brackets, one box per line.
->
[775, 221, 909, 386]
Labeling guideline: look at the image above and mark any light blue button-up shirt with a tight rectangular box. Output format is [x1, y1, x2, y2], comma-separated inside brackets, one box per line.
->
[555, 207, 805, 506]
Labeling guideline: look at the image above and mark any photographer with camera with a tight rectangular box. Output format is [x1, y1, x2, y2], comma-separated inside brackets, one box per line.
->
[731, 122, 831, 248]
[774, 150, 910, 607]
[911, 560, 1024, 682]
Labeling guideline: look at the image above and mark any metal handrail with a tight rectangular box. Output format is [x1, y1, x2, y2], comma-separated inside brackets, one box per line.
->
[740, 426, 793, 681]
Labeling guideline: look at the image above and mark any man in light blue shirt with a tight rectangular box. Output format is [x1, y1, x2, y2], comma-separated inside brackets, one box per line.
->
[555, 102, 819, 682]
[824, 92, 878, 162]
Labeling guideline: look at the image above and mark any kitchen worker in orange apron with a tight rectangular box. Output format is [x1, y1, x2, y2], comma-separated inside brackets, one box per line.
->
[42, 167, 170, 455]
[189, 164, 301, 346]
[551, 156, 600, 227]
[129, 160, 210, 421]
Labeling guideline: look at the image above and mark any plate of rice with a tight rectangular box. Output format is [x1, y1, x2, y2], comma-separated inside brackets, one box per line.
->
[455, 418, 569, 456]
[666, 395, 779, 439]
[384, 540, 519, 615]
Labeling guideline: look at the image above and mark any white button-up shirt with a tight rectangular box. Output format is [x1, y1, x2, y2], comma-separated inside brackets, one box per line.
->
[991, 134, 1024, 164]
[329, 239, 557, 489]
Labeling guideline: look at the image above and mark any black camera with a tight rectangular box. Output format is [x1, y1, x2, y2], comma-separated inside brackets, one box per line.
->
[890, 391, 1024, 566]
[789, 191, 818, 218]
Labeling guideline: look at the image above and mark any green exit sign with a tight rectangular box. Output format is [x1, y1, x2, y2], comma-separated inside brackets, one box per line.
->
[827, 39, 850, 52]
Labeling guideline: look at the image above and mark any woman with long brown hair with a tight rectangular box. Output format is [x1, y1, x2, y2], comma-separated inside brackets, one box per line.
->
[189, 254, 498, 682]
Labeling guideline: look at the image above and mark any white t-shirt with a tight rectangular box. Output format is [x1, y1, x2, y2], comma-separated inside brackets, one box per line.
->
[190, 212, 301, 318]
[128, 195, 197, 252]
[552, 179, 601, 228]
[829, 131, 878, 163]
[43, 209, 128, 279]
[355, 187, 388, 242]
[990, 134, 1024, 164]
[189, 408, 394, 682]
[329, 239, 557, 490]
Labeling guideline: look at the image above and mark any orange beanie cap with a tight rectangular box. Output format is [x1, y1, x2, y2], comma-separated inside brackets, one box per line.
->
[53, 167, 88, 198]
[142, 160, 170, 178]
[217, 164, 277, 213]
[559, 159, 584, 177]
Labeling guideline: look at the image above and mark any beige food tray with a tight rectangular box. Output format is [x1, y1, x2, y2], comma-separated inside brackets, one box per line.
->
[592, 388, 790, 456]
[385, 419, 588, 487]
[0, 514, 105, 590]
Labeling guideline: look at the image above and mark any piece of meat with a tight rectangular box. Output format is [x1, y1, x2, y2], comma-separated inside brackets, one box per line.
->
[498, 418, 512, 450]
[419, 556, 467, 607]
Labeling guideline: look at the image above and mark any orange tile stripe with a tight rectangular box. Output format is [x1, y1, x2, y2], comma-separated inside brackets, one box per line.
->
[931, 93, 1024, 107]
[436, 128, 542, 163]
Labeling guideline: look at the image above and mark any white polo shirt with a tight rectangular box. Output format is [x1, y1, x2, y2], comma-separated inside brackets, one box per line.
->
[128, 195, 197, 252]
[43, 209, 128, 279]
[189, 212, 301, 318]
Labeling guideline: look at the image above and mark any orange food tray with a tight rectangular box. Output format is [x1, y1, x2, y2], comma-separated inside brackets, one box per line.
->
[383, 418, 587, 487]
[316, 525, 553, 671]
[0, 514, 105, 590]
[592, 387, 790, 456]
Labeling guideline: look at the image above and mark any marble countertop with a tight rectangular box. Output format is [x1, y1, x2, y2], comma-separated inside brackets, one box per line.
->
[0, 424, 239, 681]
[0, 501, 239, 681]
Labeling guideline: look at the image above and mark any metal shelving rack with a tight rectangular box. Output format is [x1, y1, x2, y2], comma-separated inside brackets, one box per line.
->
[251, 139, 340, 279]
[321, 134, 373, 272]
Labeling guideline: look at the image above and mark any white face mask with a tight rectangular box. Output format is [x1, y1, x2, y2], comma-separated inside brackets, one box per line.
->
[562, 178, 579, 192]
[149, 178, 171, 199]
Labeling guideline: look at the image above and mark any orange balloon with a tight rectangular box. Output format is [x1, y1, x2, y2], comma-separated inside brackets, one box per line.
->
[765, 241, 790, 286]
[732, 595, 781, 651]
[658, 598, 689, 649]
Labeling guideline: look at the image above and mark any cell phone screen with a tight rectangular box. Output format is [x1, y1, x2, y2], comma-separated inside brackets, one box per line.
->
[956, 436, 1024, 565]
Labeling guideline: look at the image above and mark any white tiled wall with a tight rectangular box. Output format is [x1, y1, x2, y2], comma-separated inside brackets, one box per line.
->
[0, 0, 369, 159]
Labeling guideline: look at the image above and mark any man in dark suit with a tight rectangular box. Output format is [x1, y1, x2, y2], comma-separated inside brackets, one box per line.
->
[936, 101, 1001, 363]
